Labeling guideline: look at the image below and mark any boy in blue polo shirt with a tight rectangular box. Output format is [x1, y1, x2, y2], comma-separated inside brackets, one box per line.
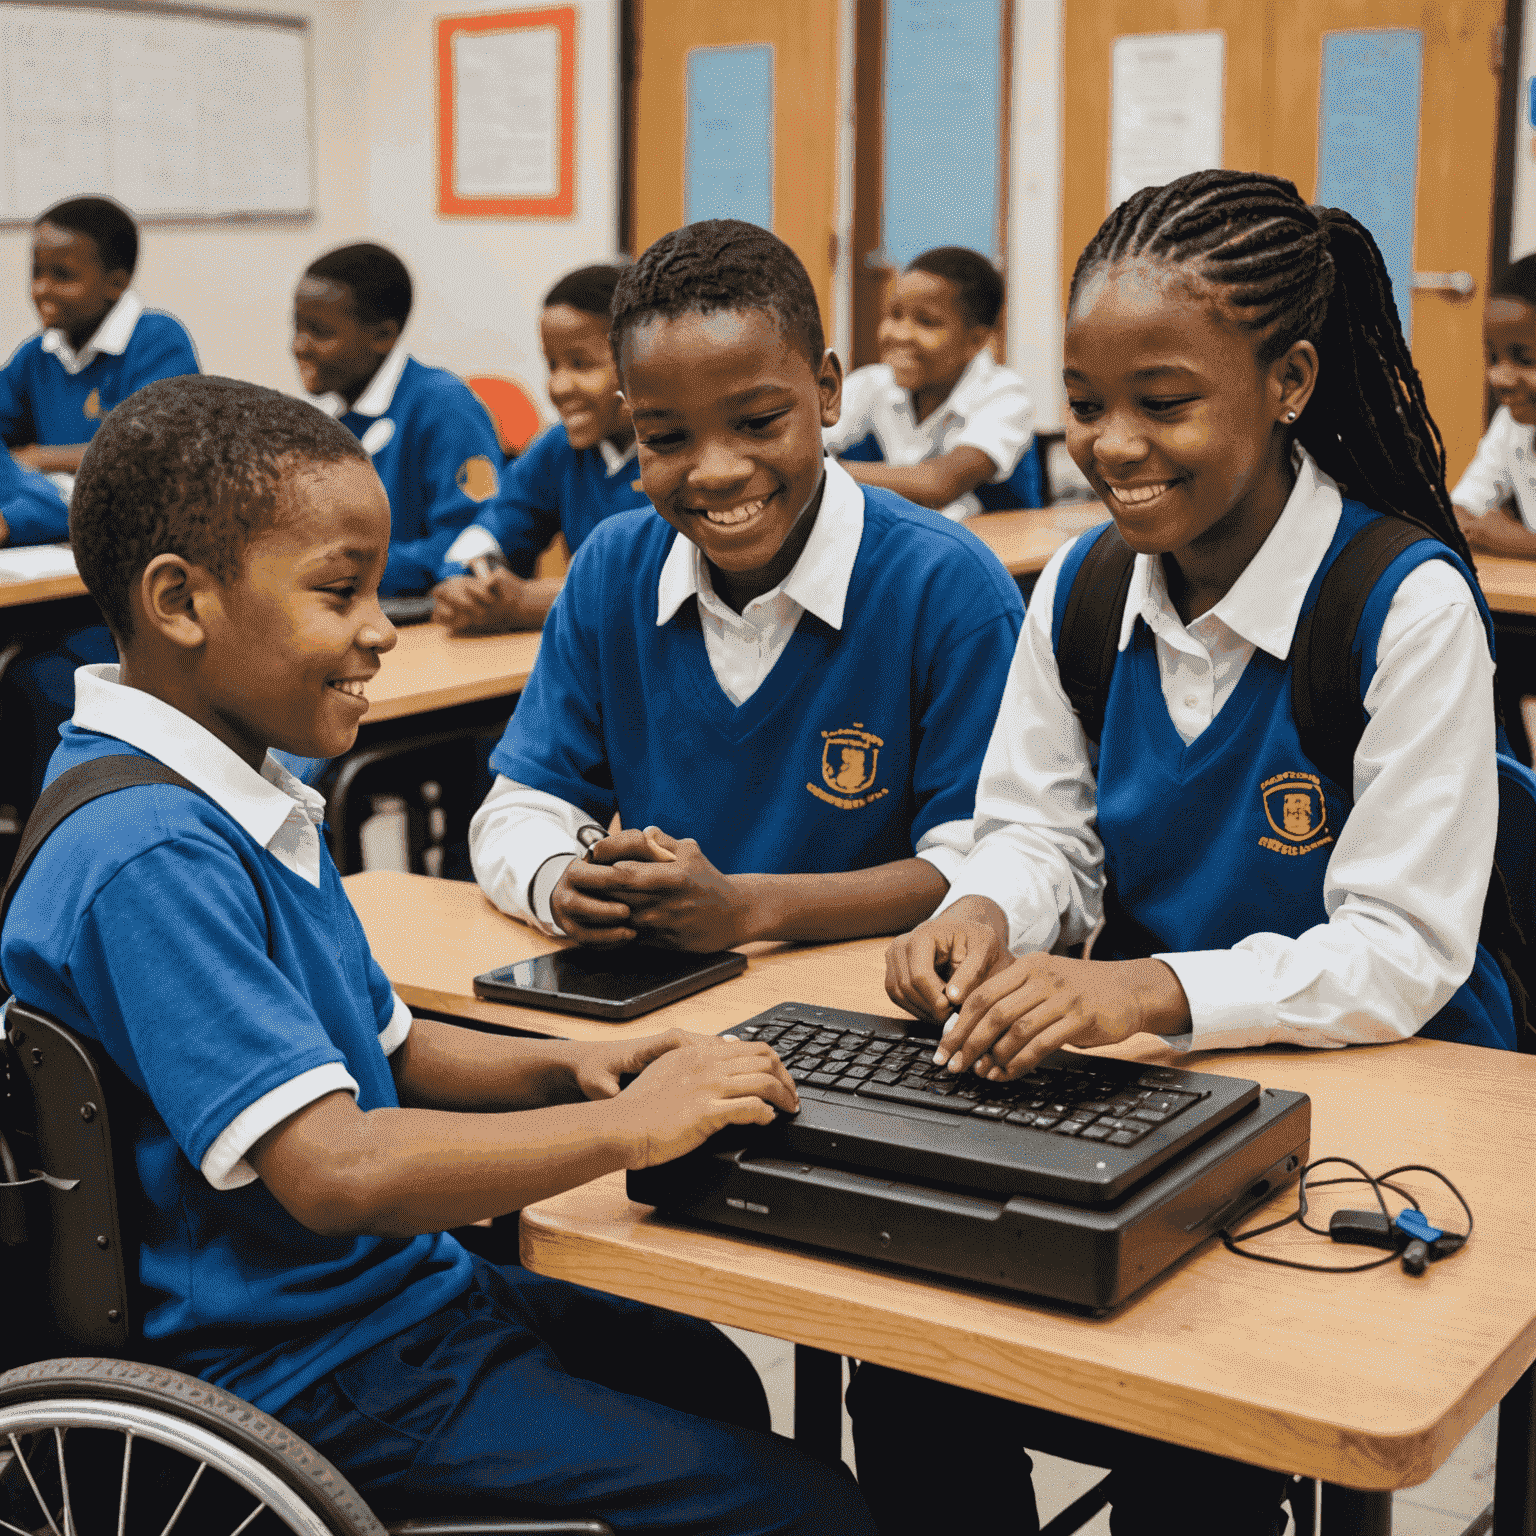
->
[0, 374, 874, 1536]
[824, 246, 1036, 519]
[295, 242, 501, 595]
[470, 220, 1022, 950]
[0, 196, 199, 478]
[434, 262, 650, 633]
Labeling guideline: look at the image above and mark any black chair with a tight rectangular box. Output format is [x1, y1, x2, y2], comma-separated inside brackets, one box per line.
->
[0, 1000, 611, 1536]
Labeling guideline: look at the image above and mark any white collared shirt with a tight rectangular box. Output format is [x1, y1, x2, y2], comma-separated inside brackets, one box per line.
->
[71, 663, 412, 1188]
[469, 460, 973, 931]
[1452, 406, 1536, 530]
[823, 349, 1035, 519]
[40, 289, 144, 376]
[937, 449, 1499, 1052]
[312, 340, 410, 429]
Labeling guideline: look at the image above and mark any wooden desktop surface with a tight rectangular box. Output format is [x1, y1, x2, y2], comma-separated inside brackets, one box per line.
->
[0, 568, 87, 608]
[364, 624, 541, 723]
[350, 872, 1536, 1493]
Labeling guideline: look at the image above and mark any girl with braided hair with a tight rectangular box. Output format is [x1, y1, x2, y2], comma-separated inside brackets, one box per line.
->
[857, 168, 1513, 1536]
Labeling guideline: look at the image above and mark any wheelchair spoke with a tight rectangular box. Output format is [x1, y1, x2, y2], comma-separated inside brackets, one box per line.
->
[155, 1459, 205, 1536]
[5, 1433, 63, 1536]
[116, 1432, 133, 1536]
[227, 1499, 268, 1536]
[52, 1429, 72, 1536]
[0, 1513, 47, 1536]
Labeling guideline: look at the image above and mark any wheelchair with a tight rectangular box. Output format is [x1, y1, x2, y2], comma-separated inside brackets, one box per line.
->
[0, 998, 612, 1536]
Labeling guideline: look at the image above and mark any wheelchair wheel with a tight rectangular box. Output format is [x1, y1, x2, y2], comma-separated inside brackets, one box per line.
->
[0, 1357, 385, 1536]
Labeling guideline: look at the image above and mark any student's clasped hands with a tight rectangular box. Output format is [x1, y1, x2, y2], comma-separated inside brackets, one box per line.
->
[552, 826, 752, 950]
[887, 896, 1191, 1078]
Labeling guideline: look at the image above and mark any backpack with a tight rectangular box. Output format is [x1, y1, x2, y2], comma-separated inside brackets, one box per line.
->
[1053, 516, 1536, 1051]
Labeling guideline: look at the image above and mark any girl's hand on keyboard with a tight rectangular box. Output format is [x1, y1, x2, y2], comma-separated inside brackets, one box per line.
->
[933, 955, 1191, 1080]
[885, 897, 1010, 1024]
[616, 1035, 799, 1168]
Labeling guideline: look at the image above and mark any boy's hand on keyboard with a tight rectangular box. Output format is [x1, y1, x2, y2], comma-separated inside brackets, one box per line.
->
[584, 827, 754, 951]
[569, 1028, 712, 1100]
[933, 955, 1191, 1079]
[885, 896, 1011, 1023]
[614, 1034, 799, 1168]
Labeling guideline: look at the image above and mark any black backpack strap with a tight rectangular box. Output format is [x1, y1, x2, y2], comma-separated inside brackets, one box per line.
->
[1290, 517, 1427, 793]
[1056, 522, 1137, 748]
[2, 757, 208, 1001]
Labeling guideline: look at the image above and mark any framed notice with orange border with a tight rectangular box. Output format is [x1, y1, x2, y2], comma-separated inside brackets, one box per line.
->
[437, 6, 576, 218]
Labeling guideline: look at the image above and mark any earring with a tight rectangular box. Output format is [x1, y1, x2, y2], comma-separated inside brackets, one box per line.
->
[1285, 409, 1298, 422]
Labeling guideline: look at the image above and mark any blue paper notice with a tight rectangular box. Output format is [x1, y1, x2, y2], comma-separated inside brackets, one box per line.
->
[1316, 29, 1423, 342]
[685, 45, 774, 230]
[882, 0, 1002, 266]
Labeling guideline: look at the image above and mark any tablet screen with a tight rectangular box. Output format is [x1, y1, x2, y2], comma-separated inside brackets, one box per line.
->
[484, 947, 735, 1005]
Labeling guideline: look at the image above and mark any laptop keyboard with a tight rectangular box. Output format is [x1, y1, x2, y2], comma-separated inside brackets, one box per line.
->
[737, 1018, 1207, 1148]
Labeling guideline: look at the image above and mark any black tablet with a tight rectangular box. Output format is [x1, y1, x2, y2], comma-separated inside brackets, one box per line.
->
[473, 945, 748, 1020]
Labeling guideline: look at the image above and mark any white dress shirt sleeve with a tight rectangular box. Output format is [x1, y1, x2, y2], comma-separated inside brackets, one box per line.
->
[953, 375, 1035, 481]
[823, 366, 879, 456]
[913, 818, 974, 885]
[444, 523, 504, 565]
[1451, 412, 1517, 516]
[469, 774, 597, 933]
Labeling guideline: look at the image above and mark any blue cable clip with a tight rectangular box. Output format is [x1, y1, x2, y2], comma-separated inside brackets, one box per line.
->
[1394, 1209, 1443, 1245]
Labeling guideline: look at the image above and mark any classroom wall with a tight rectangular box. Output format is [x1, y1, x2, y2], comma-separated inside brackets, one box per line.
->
[1510, 0, 1536, 261]
[0, 0, 619, 413]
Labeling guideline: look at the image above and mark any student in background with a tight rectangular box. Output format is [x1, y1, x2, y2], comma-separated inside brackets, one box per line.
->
[295, 242, 501, 596]
[0, 447, 69, 547]
[824, 247, 1035, 519]
[433, 263, 649, 634]
[470, 220, 1022, 950]
[2, 374, 871, 1536]
[858, 169, 1514, 1536]
[0, 195, 199, 483]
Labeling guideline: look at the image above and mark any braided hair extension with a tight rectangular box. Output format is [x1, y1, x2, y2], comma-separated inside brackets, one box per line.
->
[1068, 168, 1476, 569]
[609, 219, 824, 370]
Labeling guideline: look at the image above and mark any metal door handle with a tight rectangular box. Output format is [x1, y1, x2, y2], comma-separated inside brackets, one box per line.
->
[1410, 271, 1476, 297]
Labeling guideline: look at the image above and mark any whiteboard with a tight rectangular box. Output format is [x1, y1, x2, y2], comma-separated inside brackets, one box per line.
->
[0, 0, 312, 224]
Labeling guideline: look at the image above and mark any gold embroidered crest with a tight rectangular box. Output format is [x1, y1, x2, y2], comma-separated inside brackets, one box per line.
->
[807, 725, 889, 810]
[1258, 771, 1334, 856]
[456, 455, 499, 502]
[83, 388, 102, 420]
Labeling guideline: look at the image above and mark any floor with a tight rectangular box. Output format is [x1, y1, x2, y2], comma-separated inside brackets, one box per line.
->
[721, 1327, 1499, 1535]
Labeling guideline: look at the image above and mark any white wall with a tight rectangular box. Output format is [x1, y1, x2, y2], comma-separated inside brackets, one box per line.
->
[0, 0, 619, 409]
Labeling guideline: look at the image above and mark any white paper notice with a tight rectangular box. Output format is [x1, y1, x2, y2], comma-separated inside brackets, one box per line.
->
[1109, 31, 1224, 212]
[452, 26, 560, 200]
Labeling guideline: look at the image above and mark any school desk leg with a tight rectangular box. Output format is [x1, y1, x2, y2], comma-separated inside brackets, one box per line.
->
[793, 1345, 843, 1464]
[1320, 1483, 1391, 1533]
[1493, 1362, 1535, 1536]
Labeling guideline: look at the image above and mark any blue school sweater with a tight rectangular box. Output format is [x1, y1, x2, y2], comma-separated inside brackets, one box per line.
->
[0, 446, 69, 544]
[439, 422, 650, 579]
[1056, 505, 1516, 1051]
[336, 355, 503, 595]
[0, 726, 476, 1412]
[0, 310, 198, 448]
[490, 489, 1024, 874]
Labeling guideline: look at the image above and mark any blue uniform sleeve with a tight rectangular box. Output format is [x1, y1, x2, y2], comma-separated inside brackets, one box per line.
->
[908, 577, 1024, 847]
[0, 342, 37, 448]
[0, 448, 69, 544]
[386, 387, 505, 594]
[122, 315, 201, 393]
[60, 836, 352, 1172]
[439, 426, 564, 580]
[486, 537, 617, 822]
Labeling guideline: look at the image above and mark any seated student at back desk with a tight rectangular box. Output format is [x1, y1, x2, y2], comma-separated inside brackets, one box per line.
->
[434, 262, 650, 634]
[0, 375, 874, 1536]
[0, 195, 200, 795]
[823, 246, 1036, 519]
[0, 446, 70, 549]
[470, 220, 1023, 949]
[859, 170, 1517, 1536]
[295, 242, 501, 596]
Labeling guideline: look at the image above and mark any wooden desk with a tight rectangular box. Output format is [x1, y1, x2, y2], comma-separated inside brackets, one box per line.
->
[345, 868, 889, 1041]
[365, 623, 541, 724]
[1476, 555, 1536, 619]
[966, 505, 1107, 577]
[0, 568, 86, 608]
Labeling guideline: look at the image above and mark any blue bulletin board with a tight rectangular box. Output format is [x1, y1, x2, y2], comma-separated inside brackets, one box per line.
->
[684, 44, 774, 230]
[882, 0, 1002, 266]
[1316, 29, 1423, 341]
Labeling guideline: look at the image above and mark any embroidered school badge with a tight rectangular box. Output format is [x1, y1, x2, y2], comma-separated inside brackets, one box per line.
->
[1258, 771, 1334, 857]
[456, 455, 499, 503]
[807, 724, 889, 810]
[83, 388, 102, 420]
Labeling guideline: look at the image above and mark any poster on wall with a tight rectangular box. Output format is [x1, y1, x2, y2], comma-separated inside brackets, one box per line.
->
[436, 5, 575, 218]
[1109, 31, 1224, 212]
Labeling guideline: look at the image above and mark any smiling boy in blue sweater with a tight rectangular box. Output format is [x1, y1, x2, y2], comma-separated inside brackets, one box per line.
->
[470, 220, 1022, 950]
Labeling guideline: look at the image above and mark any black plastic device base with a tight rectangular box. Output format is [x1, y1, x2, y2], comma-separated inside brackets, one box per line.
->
[630, 1087, 1310, 1313]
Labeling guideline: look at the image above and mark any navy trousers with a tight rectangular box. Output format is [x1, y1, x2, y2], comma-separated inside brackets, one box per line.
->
[274, 1262, 876, 1536]
[847, 1363, 1290, 1536]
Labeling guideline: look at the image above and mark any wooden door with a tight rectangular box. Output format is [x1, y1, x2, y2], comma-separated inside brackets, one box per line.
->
[1063, 0, 1504, 475]
[628, 0, 842, 328]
